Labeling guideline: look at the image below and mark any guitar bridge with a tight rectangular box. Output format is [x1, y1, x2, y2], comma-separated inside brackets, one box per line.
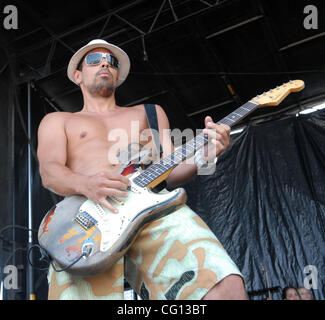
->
[74, 211, 97, 230]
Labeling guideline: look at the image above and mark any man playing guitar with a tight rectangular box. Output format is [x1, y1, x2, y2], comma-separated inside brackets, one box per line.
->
[37, 39, 246, 300]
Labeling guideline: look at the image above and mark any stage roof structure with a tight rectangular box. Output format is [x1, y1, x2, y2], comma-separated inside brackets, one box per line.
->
[1, 0, 325, 132]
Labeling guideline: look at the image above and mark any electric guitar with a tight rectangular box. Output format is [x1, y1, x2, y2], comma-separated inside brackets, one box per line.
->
[38, 80, 305, 276]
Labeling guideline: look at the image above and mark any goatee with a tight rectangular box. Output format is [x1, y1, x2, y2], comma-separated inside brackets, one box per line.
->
[88, 70, 116, 97]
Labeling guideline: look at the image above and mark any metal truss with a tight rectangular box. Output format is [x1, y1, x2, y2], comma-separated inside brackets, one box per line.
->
[4, 0, 320, 116]
[6, 0, 325, 84]
[7, 0, 232, 83]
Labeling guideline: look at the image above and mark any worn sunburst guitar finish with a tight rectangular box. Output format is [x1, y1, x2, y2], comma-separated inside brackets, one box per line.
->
[38, 80, 305, 276]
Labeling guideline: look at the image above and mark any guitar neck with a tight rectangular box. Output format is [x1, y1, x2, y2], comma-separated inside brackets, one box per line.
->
[133, 100, 259, 187]
[216, 100, 259, 127]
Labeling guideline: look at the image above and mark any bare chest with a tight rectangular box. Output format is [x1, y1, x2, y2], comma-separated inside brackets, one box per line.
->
[64, 110, 152, 153]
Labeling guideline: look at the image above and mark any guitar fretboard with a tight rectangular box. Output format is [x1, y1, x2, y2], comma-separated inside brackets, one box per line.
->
[133, 100, 259, 187]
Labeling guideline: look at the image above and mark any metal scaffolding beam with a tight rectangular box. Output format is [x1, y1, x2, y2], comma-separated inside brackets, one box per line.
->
[13, 0, 233, 85]
[205, 15, 264, 39]
[279, 31, 325, 51]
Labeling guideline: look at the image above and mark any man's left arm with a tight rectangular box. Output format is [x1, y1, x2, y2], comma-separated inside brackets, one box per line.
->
[154, 105, 231, 189]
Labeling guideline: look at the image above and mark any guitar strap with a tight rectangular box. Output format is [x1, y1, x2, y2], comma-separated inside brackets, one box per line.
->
[144, 104, 167, 192]
[144, 104, 163, 159]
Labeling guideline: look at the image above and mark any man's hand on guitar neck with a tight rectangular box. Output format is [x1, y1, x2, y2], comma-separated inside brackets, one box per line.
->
[200, 116, 231, 163]
[80, 171, 131, 213]
[165, 116, 231, 189]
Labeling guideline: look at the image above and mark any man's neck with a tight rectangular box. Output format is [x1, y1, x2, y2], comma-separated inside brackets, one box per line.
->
[81, 91, 119, 113]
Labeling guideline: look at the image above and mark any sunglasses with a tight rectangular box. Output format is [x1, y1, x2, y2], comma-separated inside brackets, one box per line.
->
[83, 52, 120, 69]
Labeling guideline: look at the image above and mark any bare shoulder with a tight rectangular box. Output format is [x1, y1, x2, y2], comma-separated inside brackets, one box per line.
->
[38, 111, 73, 129]
[39, 111, 73, 123]
[154, 104, 167, 117]
[38, 112, 75, 141]
[128, 103, 167, 115]
[126, 104, 146, 112]
[131, 103, 169, 125]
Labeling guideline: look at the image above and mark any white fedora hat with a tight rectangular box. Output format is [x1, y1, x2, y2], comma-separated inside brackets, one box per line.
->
[67, 39, 130, 87]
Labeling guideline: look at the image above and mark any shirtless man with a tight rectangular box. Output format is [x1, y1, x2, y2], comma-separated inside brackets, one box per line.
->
[37, 39, 246, 300]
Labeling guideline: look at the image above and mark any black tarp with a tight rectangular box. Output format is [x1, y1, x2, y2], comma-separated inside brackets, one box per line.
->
[185, 110, 325, 300]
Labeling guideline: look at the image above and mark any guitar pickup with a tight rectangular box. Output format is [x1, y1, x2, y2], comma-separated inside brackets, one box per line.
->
[108, 196, 125, 205]
[74, 211, 97, 230]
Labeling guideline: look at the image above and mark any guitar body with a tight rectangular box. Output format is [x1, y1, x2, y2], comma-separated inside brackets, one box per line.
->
[38, 171, 187, 276]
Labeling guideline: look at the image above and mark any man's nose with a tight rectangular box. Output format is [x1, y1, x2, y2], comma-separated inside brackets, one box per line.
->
[100, 57, 109, 68]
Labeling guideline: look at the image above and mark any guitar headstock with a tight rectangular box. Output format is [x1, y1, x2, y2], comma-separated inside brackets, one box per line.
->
[251, 80, 305, 107]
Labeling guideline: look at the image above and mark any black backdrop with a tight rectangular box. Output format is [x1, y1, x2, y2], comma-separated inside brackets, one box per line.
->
[185, 110, 325, 300]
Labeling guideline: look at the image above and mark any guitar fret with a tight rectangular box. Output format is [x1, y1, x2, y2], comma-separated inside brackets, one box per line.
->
[195, 134, 208, 146]
[217, 101, 258, 127]
[137, 177, 150, 186]
[224, 117, 236, 123]
[187, 144, 195, 151]
[239, 106, 251, 112]
[161, 158, 171, 167]
[163, 154, 178, 165]
[236, 109, 247, 115]
[152, 166, 163, 174]
[142, 170, 155, 178]
[157, 163, 166, 171]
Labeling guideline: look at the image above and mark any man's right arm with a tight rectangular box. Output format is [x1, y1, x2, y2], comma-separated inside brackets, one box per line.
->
[37, 112, 87, 196]
[37, 112, 130, 212]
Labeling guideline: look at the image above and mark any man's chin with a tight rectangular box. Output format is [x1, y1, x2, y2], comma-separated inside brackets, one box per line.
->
[90, 82, 115, 97]
[99, 88, 114, 97]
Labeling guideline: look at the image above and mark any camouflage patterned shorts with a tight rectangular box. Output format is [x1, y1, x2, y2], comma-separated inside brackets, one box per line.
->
[47, 204, 244, 300]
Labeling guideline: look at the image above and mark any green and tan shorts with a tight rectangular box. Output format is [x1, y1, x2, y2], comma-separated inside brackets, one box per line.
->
[47, 204, 244, 300]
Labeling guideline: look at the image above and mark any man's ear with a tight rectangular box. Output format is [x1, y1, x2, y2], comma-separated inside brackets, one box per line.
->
[115, 71, 119, 85]
[73, 69, 82, 86]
